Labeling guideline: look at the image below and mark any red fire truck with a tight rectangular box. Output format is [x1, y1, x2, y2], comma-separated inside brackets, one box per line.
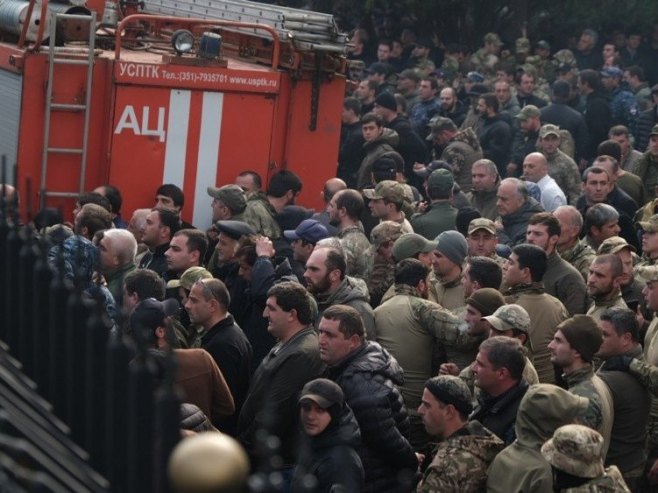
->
[0, 0, 347, 227]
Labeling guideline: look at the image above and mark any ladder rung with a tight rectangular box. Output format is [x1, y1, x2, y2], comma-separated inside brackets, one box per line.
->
[42, 191, 82, 198]
[47, 147, 84, 154]
[53, 59, 90, 66]
[51, 103, 87, 111]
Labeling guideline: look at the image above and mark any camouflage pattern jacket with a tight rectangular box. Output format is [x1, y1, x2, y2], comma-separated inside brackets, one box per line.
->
[559, 239, 596, 282]
[561, 466, 630, 492]
[245, 193, 282, 239]
[440, 128, 483, 192]
[564, 365, 614, 457]
[338, 224, 371, 279]
[544, 149, 582, 204]
[633, 151, 658, 202]
[416, 420, 504, 493]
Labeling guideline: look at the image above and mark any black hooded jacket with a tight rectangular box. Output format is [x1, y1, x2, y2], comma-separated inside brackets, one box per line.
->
[291, 404, 364, 493]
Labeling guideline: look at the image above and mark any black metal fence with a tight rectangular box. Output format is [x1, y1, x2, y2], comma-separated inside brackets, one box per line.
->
[0, 180, 180, 492]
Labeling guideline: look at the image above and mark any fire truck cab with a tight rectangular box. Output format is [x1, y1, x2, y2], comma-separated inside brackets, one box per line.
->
[0, 0, 347, 227]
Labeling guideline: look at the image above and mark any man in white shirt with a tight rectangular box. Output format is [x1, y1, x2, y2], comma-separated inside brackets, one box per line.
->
[523, 152, 566, 212]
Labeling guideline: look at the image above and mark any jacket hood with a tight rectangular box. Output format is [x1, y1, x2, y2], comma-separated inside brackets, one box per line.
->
[501, 197, 543, 226]
[364, 127, 399, 149]
[320, 276, 371, 307]
[453, 127, 482, 152]
[311, 403, 361, 451]
[449, 420, 504, 463]
[334, 341, 405, 386]
[515, 384, 589, 448]
[48, 234, 99, 284]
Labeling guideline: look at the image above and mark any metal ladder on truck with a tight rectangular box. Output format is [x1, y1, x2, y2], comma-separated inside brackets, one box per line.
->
[39, 12, 97, 210]
[142, 0, 347, 52]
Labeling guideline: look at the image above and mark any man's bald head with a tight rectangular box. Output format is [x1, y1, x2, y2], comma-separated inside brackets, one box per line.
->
[324, 178, 347, 202]
[522, 152, 549, 183]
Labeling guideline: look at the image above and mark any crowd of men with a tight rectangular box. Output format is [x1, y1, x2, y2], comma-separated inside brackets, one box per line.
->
[7, 21, 658, 493]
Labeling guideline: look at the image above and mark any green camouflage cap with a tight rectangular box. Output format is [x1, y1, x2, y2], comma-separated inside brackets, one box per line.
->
[541, 424, 605, 479]
[636, 265, 658, 283]
[427, 168, 454, 195]
[370, 220, 404, 248]
[637, 214, 658, 233]
[484, 32, 502, 46]
[651, 124, 658, 136]
[425, 375, 473, 416]
[517, 105, 540, 121]
[426, 116, 457, 140]
[362, 180, 405, 205]
[207, 184, 247, 213]
[597, 236, 636, 255]
[539, 123, 561, 139]
[483, 304, 531, 334]
[516, 37, 531, 53]
[399, 68, 420, 82]
[468, 217, 496, 235]
[392, 233, 437, 261]
[553, 49, 576, 66]
[167, 266, 213, 290]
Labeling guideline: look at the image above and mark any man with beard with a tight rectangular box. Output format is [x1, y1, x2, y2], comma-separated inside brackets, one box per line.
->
[597, 236, 644, 314]
[326, 189, 371, 278]
[304, 246, 375, 339]
[526, 212, 587, 316]
[586, 254, 627, 320]
[438, 87, 466, 128]
[548, 315, 612, 454]
[476, 93, 513, 177]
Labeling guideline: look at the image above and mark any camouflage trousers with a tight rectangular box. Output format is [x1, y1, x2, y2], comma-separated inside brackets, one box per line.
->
[642, 416, 658, 493]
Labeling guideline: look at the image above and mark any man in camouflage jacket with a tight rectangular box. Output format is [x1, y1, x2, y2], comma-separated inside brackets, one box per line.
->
[416, 375, 504, 492]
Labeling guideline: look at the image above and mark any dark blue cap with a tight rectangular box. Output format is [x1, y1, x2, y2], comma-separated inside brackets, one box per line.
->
[283, 219, 329, 245]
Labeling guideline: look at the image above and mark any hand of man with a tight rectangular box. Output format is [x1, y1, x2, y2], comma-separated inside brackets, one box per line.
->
[439, 363, 460, 376]
[255, 236, 275, 258]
